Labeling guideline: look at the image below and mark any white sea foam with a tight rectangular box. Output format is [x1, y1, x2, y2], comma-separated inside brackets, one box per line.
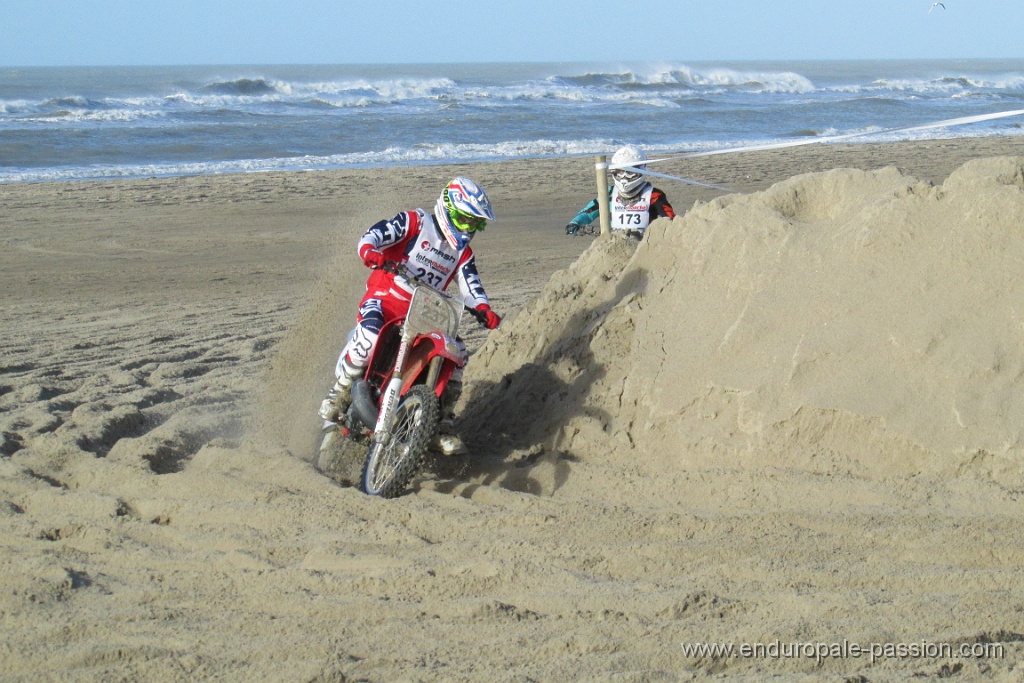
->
[0, 99, 32, 114]
[19, 108, 166, 124]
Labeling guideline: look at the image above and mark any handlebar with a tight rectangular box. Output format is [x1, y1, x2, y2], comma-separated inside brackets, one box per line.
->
[465, 306, 489, 326]
[376, 261, 490, 328]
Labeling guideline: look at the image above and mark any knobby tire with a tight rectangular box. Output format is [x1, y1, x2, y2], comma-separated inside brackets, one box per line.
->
[361, 384, 439, 498]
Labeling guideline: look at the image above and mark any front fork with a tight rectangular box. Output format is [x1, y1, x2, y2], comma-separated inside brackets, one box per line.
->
[372, 342, 444, 444]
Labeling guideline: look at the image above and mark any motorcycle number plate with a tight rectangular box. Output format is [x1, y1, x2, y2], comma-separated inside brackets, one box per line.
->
[406, 286, 459, 338]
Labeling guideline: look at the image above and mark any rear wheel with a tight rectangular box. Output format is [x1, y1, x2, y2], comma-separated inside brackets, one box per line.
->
[361, 385, 439, 498]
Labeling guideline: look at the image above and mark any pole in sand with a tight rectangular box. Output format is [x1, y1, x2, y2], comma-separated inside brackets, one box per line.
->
[595, 155, 611, 236]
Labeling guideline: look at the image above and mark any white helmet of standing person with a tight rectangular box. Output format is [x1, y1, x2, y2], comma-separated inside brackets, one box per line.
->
[434, 177, 495, 250]
[610, 145, 648, 196]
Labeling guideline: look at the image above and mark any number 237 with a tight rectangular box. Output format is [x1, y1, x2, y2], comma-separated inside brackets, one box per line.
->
[414, 267, 442, 287]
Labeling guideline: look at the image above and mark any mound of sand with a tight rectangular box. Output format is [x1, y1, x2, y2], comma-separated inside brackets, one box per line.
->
[461, 157, 1024, 491]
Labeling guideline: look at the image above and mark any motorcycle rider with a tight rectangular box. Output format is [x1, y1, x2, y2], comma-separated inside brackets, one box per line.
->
[565, 145, 675, 237]
[319, 177, 502, 436]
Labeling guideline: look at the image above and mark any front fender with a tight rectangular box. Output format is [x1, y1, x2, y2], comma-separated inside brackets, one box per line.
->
[401, 333, 467, 396]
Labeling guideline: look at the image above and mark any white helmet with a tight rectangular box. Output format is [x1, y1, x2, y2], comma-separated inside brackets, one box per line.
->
[610, 145, 648, 196]
[434, 177, 495, 250]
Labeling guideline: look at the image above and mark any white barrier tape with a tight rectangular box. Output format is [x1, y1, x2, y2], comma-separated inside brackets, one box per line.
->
[635, 166, 733, 192]
[648, 108, 1024, 164]
[606, 108, 1024, 193]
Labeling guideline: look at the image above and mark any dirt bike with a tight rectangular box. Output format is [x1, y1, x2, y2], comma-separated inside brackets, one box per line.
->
[317, 262, 486, 498]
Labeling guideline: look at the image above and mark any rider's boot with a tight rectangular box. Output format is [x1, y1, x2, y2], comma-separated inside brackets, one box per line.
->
[431, 380, 468, 456]
[318, 357, 362, 423]
[433, 430, 468, 456]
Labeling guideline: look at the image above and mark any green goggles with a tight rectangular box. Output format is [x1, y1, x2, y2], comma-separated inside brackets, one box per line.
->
[444, 194, 487, 233]
[452, 211, 486, 233]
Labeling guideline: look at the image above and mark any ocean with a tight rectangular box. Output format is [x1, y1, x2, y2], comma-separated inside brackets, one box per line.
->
[1, 60, 1023, 184]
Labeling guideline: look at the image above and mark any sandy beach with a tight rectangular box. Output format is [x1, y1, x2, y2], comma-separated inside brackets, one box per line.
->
[4, 136, 1024, 681]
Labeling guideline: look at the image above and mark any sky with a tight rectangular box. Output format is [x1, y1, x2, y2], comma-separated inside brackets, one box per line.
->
[1, 0, 1021, 67]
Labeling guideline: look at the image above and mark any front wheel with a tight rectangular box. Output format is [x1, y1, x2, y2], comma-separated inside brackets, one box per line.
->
[361, 385, 439, 498]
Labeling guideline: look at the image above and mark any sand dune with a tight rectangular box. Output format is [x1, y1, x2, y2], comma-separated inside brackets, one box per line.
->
[3, 140, 1024, 681]
[463, 157, 1024, 485]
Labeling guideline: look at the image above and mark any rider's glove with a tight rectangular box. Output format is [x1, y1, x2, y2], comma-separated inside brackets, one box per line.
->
[565, 222, 581, 236]
[475, 304, 502, 330]
[360, 246, 386, 269]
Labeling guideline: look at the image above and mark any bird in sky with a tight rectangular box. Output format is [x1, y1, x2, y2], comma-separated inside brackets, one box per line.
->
[929, 2, 945, 12]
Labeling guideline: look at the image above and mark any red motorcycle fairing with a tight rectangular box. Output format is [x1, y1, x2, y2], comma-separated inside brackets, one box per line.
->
[362, 319, 466, 399]
[399, 332, 466, 397]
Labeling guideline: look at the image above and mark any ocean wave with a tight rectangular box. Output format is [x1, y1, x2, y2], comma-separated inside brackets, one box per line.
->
[294, 77, 455, 98]
[4, 76, 466, 119]
[42, 95, 103, 108]
[5, 126, 1022, 185]
[0, 138, 617, 183]
[560, 64, 816, 94]
[17, 107, 165, 124]
[939, 74, 1024, 90]
[831, 73, 1024, 98]
[162, 76, 459, 109]
[19, 65, 978, 122]
[2, 92, 171, 122]
[152, 65, 821, 112]
[200, 77, 280, 96]
[8, 65, 1023, 123]
[0, 99, 32, 114]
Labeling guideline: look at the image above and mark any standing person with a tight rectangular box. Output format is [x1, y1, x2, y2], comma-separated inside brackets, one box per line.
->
[318, 176, 502, 427]
[565, 145, 675, 237]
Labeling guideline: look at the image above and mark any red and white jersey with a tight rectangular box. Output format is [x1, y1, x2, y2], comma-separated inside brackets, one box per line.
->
[357, 208, 491, 309]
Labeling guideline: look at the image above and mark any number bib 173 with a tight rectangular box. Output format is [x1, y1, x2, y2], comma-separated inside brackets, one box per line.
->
[611, 186, 653, 232]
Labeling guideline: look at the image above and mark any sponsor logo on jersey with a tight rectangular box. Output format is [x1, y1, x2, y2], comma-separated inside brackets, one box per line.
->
[414, 252, 453, 275]
[419, 240, 457, 262]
